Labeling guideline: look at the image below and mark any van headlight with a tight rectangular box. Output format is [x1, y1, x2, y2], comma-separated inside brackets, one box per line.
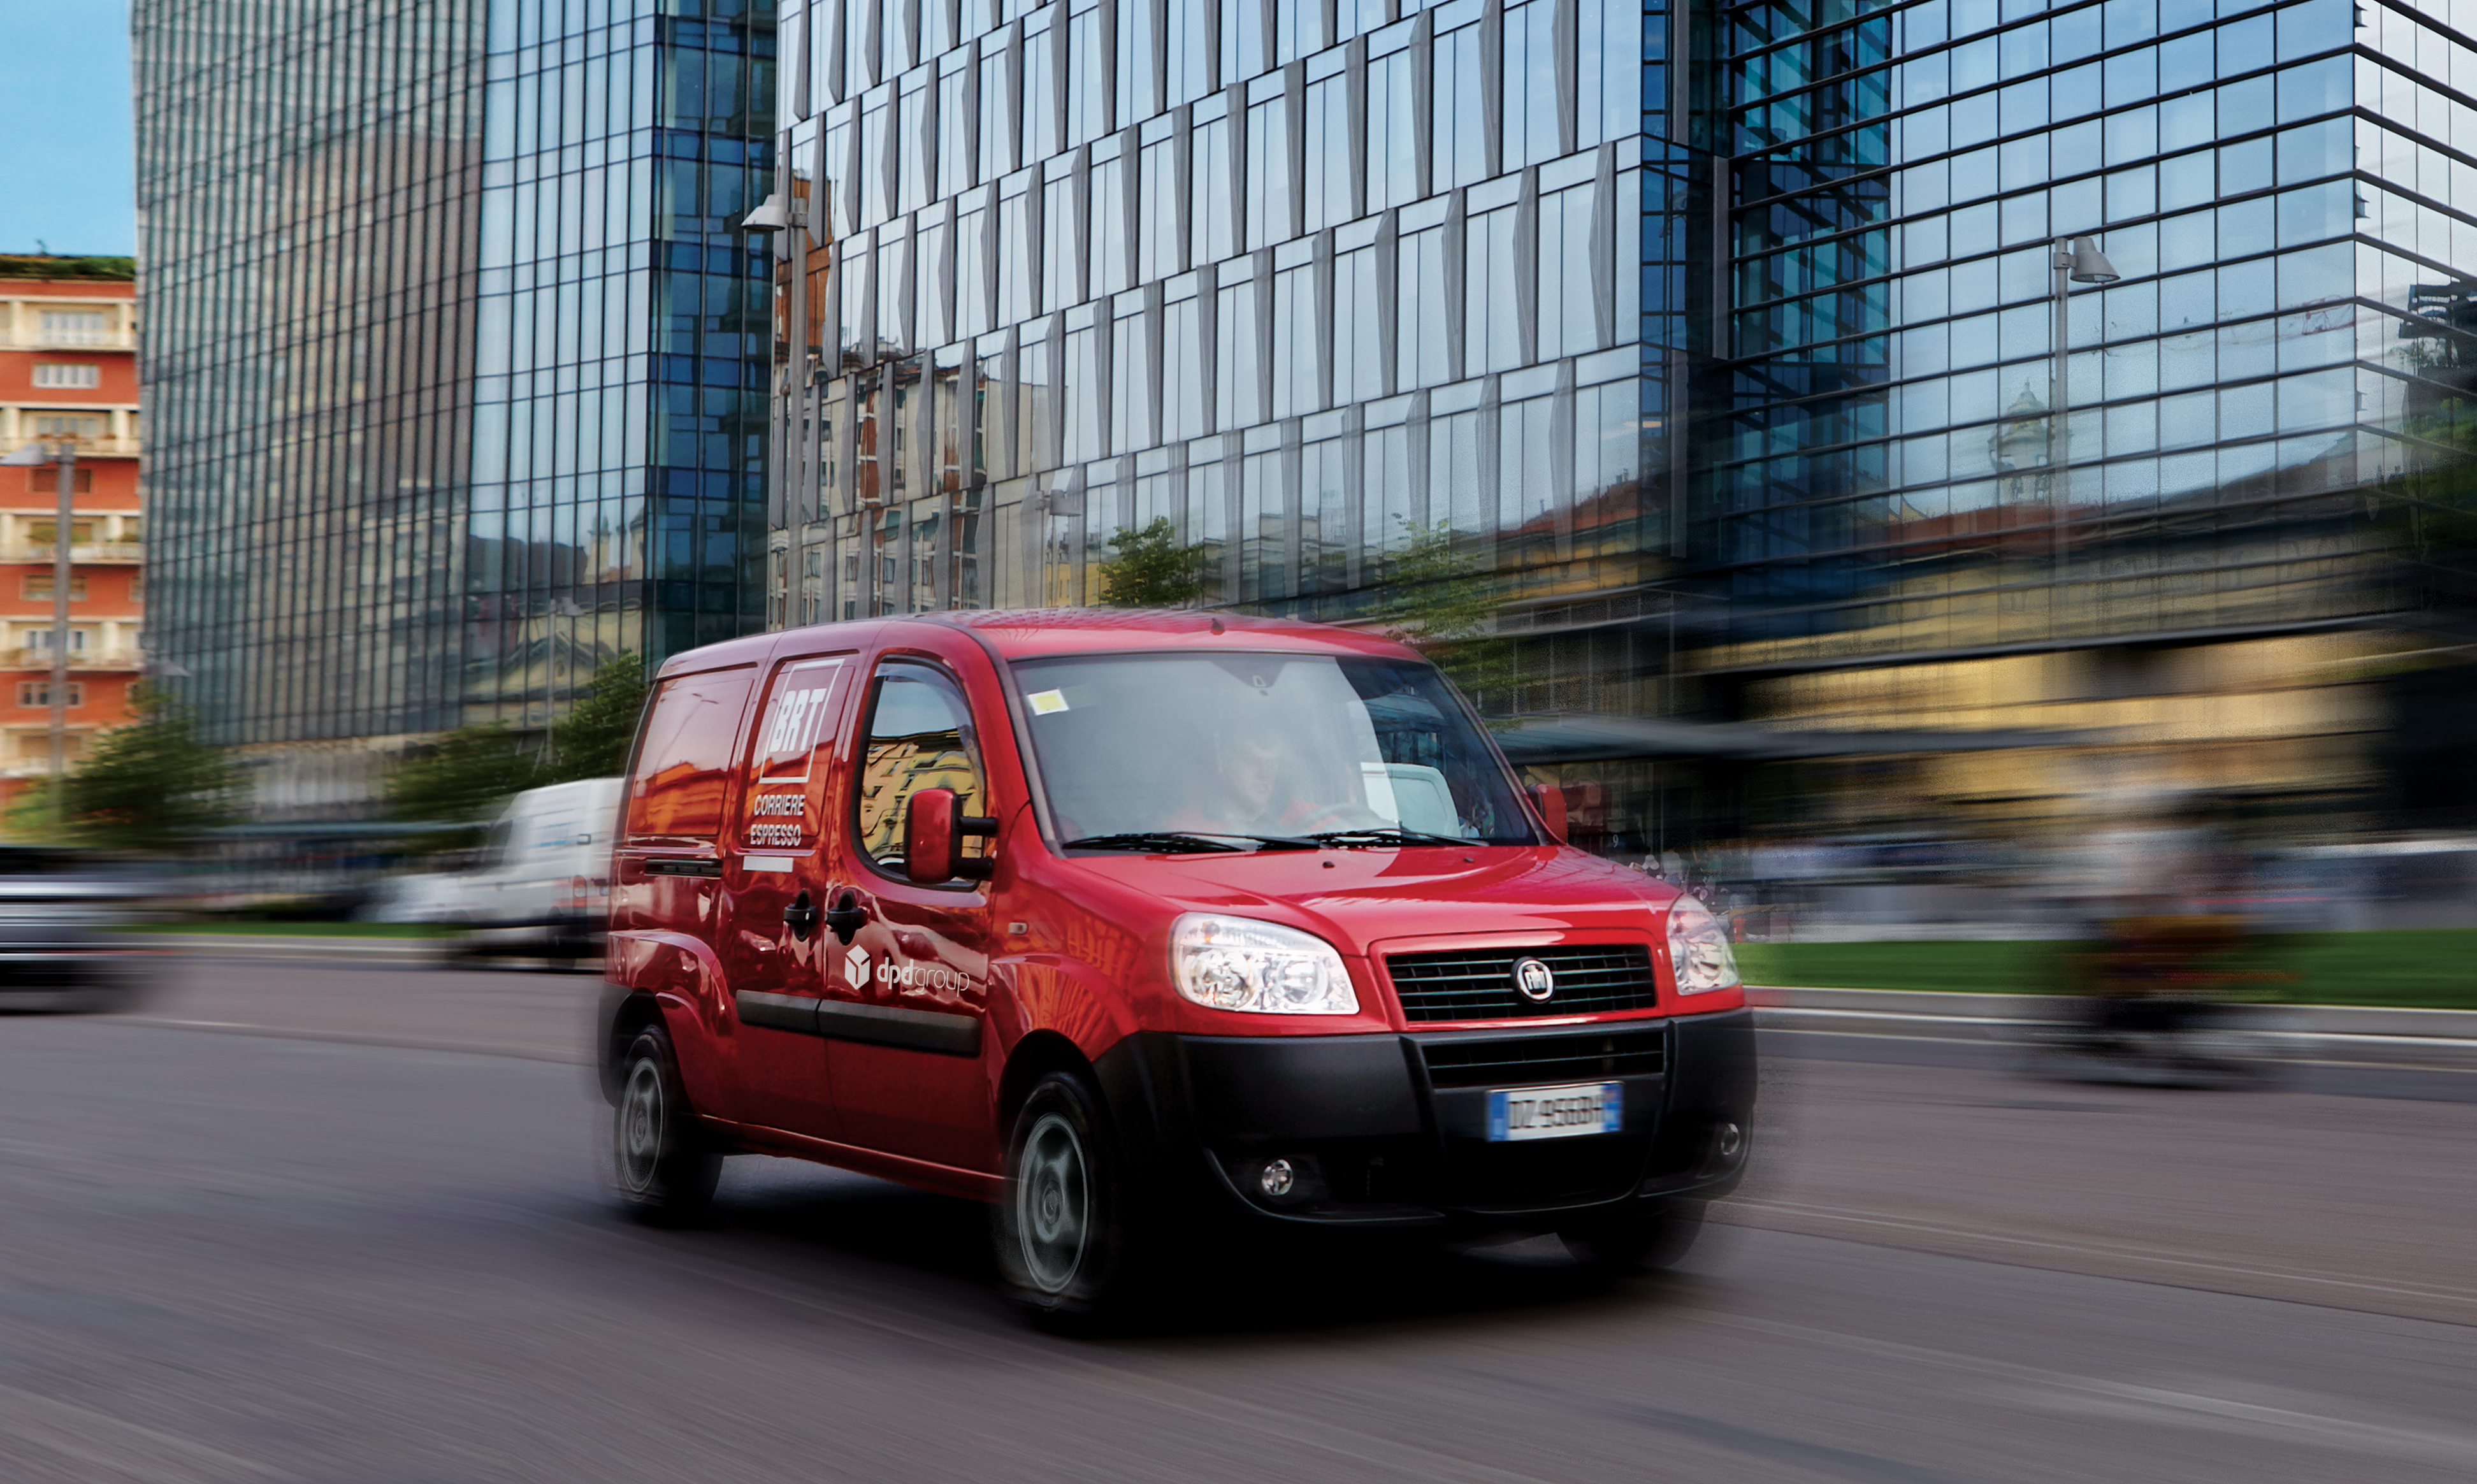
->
[1170, 914, 1359, 1016]
[1665, 895, 1742, 994]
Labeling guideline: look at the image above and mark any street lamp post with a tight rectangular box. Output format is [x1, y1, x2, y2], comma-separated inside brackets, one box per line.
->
[1, 435, 78, 833]
[2050, 235, 2121, 567]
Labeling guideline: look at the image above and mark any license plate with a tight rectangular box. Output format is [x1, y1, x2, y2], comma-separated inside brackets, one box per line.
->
[1486, 1082, 1623, 1142]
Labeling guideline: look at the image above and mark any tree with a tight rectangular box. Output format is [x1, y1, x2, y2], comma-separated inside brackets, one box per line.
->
[26, 688, 245, 853]
[1097, 517, 1211, 607]
[545, 652, 649, 782]
[1366, 521, 1518, 707]
[384, 721, 542, 845]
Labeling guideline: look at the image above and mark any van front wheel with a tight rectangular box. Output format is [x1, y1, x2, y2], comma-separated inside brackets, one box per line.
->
[996, 1072, 1143, 1327]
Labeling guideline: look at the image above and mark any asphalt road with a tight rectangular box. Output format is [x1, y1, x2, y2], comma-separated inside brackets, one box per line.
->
[0, 957, 2471, 1483]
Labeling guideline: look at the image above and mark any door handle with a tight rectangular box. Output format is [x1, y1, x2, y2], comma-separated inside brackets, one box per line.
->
[783, 891, 820, 942]
[823, 890, 868, 944]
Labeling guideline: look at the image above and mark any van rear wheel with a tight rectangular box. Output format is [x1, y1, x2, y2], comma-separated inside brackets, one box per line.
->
[611, 1025, 720, 1226]
[995, 1072, 1147, 1328]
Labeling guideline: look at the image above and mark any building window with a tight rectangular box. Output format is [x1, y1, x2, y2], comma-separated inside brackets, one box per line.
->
[27, 519, 96, 547]
[38, 310, 107, 344]
[17, 682, 84, 708]
[31, 414, 104, 441]
[21, 575, 88, 602]
[31, 363, 101, 389]
[23, 629, 90, 653]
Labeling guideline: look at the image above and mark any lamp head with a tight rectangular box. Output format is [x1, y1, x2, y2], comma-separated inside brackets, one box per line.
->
[2067, 236, 2120, 284]
[739, 192, 794, 233]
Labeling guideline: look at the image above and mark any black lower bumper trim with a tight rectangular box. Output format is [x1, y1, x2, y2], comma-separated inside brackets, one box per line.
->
[1096, 1009, 1759, 1226]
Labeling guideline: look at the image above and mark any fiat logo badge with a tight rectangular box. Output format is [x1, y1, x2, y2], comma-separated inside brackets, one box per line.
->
[1512, 956, 1556, 1002]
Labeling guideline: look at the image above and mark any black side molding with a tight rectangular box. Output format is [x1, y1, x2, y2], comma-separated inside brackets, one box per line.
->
[735, 990, 817, 1034]
[732, 990, 981, 1057]
[817, 1000, 983, 1056]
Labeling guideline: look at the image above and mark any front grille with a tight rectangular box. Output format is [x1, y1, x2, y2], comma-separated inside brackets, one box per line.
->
[1420, 1027, 1667, 1089]
[1386, 943, 1659, 1021]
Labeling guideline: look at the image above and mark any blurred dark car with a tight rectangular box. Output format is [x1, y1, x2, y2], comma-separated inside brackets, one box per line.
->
[0, 846, 155, 1014]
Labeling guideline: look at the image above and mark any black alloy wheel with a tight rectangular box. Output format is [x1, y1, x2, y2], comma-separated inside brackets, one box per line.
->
[611, 1025, 721, 1227]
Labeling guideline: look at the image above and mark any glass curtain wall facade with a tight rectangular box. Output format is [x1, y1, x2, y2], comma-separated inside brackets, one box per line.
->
[1694, 0, 2477, 823]
[135, 0, 772, 761]
[136, 0, 488, 746]
[768, 0, 1695, 717]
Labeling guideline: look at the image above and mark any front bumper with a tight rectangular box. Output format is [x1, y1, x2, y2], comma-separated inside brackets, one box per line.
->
[1094, 1009, 1756, 1228]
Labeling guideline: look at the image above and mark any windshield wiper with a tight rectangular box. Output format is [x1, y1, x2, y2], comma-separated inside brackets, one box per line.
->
[1060, 831, 1320, 854]
[1297, 826, 1470, 847]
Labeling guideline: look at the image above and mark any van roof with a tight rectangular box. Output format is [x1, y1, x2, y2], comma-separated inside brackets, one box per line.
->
[656, 610, 1422, 677]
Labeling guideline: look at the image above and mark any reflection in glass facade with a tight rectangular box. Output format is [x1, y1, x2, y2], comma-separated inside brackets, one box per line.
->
[1699, 0, 2476, 830]
[134, 1, 773, 763]
[766, 0, 1698, 719]
[758, 0, 2477, 844]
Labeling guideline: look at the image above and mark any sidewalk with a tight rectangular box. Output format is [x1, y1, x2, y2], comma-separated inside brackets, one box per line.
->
[1749, 985, 2477, 1070]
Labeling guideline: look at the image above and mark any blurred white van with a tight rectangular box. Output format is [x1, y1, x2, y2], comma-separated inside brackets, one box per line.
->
[375, 777, 623, 966]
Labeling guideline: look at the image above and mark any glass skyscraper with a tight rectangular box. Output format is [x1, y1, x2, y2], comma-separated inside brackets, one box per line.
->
[765, 0, 1684, 721]
[1696, 0, 2471, 832]
[767, 0, 2475, 845]
[134, 0, 774, 784]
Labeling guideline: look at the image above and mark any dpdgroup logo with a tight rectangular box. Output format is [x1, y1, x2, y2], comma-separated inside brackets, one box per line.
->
[844, 942, 972, 995]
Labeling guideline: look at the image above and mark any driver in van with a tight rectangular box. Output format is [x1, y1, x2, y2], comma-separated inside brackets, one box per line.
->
[1172, 725, 1365, 838]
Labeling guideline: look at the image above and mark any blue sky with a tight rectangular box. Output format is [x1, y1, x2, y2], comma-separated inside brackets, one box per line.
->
[0, 1, 135, 256]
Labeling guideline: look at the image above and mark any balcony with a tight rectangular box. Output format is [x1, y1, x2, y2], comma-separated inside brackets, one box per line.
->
[0, 542, 144, 565]
[1, 329, 137, 353]
[3, 647, 143, 672]
[7, 437, 141, 459]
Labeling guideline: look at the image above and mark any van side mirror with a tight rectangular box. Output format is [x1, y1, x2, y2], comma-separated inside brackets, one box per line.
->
[1527, 783, 1568, 845]
[904, 787, 999, 884]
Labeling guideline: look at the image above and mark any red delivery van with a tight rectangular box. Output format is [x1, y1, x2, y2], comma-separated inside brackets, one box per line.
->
[596, 610, 1754, 1322]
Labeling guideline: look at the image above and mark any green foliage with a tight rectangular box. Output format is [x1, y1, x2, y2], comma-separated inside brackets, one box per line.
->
[1366, 521, 1517, 707]
[384, 722, 543, 842]
[545, 652, 649, 782]
[0, 254, 135, 282]
[24, 689, 244, 853]
[1097, 518, 1210, 608]
[1733, 930, 2477, 1010]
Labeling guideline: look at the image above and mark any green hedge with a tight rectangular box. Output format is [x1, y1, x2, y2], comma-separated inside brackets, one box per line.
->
[1735, 930, 2477, 1011]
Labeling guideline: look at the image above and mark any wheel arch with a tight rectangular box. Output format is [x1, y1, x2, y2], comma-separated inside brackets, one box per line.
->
[596, 985, 670, 1104]
[997, 1029, 1098, 1134]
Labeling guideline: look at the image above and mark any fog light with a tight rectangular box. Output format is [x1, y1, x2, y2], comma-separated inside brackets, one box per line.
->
[1714, 1122, 1744, 1159]
[1259, 1158, 1296, 1198]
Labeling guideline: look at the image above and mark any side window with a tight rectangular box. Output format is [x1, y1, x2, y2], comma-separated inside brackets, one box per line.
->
[624, 666, 756, 845]
[853, 663, 988, 870]
[738, 656, 852, 851]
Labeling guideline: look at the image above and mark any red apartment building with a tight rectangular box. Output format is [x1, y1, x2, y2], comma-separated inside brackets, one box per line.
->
[0, 256, 143, 818]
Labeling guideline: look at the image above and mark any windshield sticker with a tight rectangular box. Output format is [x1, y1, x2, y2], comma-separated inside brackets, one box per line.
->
[1027, 689, 1071, 715]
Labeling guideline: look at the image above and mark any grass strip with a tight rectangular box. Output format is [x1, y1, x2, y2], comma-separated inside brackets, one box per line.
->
[1735, 929, 2477, 1011]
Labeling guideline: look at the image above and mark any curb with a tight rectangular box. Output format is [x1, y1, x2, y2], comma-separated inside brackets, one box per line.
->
[1748, 985, 2477, 1070]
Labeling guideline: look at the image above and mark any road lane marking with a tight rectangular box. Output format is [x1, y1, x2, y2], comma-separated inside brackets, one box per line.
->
[1689, 1312, 2477, 1469]
[1715, 1196, 2477, 1316]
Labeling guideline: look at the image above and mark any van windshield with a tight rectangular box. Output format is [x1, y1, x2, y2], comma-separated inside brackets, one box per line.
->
[1011, 652, 1537, 849]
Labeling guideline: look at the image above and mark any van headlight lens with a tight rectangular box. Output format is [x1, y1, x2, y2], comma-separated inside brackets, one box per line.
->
[1666, 895, 1742, 995]
[1170, 914, 1359, 1016]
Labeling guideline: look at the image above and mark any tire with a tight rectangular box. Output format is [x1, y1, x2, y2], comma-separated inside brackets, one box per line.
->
[995, 1071, 1148, 1328]
[611, 1025, 721, 1227]
[1559, 1200, 1706, 1275]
